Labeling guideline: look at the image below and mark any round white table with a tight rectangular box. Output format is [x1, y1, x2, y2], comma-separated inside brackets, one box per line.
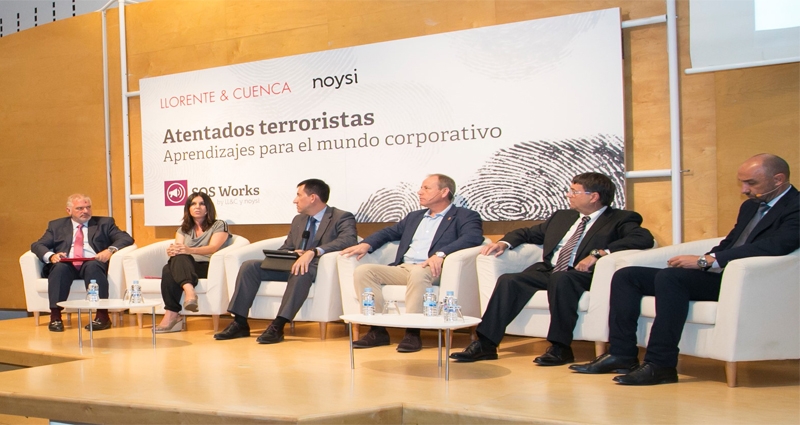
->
[340, 313, 481, 381]
[57, 299, 162, 347]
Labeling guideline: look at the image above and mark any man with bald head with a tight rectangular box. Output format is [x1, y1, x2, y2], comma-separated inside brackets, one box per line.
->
[572, 153, 799, 385]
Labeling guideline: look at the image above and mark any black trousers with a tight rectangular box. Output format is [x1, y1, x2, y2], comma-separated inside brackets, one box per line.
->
[44, 260, 110, 309]
[161, 255, 209, 313]
[608, 266, 722, 368]
[477, 262, 593, 347]
[227, 259, 318, 322]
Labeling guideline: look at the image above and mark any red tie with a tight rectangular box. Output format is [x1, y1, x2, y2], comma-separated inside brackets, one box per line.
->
[74, 224, 84, 269]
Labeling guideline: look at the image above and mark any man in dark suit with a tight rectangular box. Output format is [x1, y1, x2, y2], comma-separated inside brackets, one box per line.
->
[341, 174, 484, 352]
[215, 179, 357, 343]
[572, 154, 799, 385]
[31, 193, 134, 332]
[451, 173, 654, 365]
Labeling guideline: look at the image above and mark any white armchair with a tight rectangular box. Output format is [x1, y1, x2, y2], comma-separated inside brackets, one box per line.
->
[222, 237, 343, 340]
[605, 238, 799, 387]
[121, 235, 249, 331]
[20, 245, 137, 326]
[337, 238, 491, 337]
[476, 243, 651, 357]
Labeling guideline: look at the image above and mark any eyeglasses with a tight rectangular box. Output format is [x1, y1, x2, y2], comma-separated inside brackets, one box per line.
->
[565, 189, 594, 197]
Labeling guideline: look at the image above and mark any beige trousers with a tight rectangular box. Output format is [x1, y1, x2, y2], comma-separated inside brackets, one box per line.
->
[353, 263, 440, 314]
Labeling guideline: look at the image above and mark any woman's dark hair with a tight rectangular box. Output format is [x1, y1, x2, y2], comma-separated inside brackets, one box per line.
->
[180, 192, 217, 234]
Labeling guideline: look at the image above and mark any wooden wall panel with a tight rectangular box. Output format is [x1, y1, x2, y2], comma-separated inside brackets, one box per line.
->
[0, 14, 110, 309]
[0, 0, 796, 309]
[714, 63, 800, 235]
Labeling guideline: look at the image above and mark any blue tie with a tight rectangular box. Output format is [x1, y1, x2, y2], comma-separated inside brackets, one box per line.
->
[306, 217, 318, 250]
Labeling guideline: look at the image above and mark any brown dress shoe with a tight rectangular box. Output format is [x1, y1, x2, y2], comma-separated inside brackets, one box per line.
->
[396, 331, 422, 353]
[352, 327, 390, 348]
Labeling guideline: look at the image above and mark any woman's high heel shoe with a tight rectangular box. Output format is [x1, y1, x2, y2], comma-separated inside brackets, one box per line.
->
[183, 298, 199, 312]
[155, 317, 184, 333]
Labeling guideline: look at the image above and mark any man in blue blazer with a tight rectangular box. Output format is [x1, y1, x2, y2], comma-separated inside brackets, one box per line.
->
[572, 154, 799, 385]
[451, 173, 654, 365]
[31, 194, 134, 332]
[341, 174, 484, 352]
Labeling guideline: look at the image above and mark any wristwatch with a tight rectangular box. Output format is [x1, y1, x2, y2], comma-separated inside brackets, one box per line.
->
[697, 255, 710, 271]
[590, 249, 605, 259]
[108, 246, 119, 254]
[435, 251, 446, 259]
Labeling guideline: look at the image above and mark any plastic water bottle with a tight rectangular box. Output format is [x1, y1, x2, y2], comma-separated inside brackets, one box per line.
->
[88, 280, 99, 302]
[131, 280, 143, 303]
[440, 290, 454, 316]
[443, 291, 460, 322]
[423, 287, 438, 317]
[361, 287, 375, 316]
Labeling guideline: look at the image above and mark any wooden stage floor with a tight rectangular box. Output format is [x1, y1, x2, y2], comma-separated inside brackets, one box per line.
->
[0, 314, 797, 424]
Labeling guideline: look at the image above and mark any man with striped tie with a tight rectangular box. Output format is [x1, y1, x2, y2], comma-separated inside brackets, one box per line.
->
[450, 172, 654, 365]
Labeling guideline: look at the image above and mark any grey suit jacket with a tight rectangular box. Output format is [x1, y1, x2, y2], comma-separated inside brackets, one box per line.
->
[278, 206, 357, 256]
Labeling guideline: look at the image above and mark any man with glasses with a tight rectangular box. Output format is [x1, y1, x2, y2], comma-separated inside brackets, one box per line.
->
[451, 172, 653, 365]
[341, 174, 484, 352]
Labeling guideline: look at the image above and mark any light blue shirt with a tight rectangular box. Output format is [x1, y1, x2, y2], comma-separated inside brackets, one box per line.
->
[403, 203, 453, 264]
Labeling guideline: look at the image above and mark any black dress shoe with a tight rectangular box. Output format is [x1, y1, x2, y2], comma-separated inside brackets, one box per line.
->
[450, 340, 498, 362]
[613, 362, 678, 385]
[396, 332, 422, 353]
[48, 320, 64, 332]
[352, 327, 390, 348]
[533, 344, 575, 366]
[84, 319, 112, 331]
[570, 353, 639, 374]
[214, 321, 251, 340]
[256, 324, 284, 344]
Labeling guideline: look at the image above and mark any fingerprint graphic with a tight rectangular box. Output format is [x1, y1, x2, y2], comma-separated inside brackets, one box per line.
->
[355, 182, 420, 222]
[460, 136, 625, 221]
[353, 135, 625, 222]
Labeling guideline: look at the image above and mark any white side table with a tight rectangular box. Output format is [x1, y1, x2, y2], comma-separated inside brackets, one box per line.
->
[57, 299, 162, 347]
[340, 313, 481, 380]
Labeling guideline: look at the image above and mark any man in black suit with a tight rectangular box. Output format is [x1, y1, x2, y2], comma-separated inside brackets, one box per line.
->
[571, 154, 799, 385]
[341, 174, 484, 352]
[451, 172, 654, 365]
[214, 179, 357, 344]
[31, 193, 134, 332]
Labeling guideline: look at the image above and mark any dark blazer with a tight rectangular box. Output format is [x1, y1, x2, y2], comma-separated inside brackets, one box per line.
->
[31, 216, 134, 263]
[501, 207, 654, 272]
[362, 206, 484, 266]
[712, 186, 799, 267]
[278, 206, 357, 255]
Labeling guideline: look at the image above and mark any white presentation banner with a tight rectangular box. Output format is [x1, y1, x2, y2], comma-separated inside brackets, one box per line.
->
[140, 8, 624, 225]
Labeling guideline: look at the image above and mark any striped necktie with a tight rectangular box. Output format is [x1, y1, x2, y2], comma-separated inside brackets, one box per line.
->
[554, 216, 590, 272]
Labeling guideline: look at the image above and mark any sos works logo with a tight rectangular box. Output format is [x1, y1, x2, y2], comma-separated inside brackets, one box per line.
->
[164, 180, 188, 206]
[165, 180, 261, 207]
